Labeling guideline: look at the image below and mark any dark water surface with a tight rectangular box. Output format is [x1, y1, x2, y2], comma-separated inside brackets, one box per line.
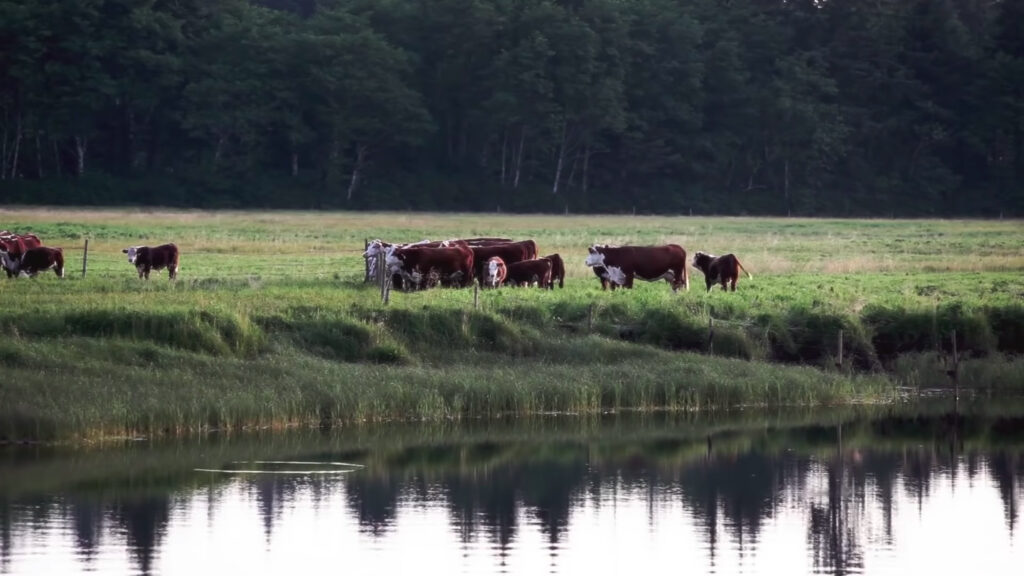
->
[2, 404, 1023, 575]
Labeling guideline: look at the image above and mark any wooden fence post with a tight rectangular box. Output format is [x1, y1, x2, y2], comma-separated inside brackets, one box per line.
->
[473, 284, 479, 310]
[81, 238, 89, 278]
[363, 238, 370, 283]
[587, 303, 594, 333]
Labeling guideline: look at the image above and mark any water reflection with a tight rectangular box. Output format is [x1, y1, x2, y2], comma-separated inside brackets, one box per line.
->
[2, 408, 1023, 575]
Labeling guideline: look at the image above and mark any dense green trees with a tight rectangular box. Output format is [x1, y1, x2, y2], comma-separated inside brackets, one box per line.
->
[0, 0, 1020, 215]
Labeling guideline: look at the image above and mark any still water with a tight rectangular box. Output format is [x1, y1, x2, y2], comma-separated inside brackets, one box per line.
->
[2, 405, 1022, 575]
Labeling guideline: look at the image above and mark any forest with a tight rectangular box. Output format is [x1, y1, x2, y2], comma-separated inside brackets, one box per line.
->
[0, 0, 1022, 215]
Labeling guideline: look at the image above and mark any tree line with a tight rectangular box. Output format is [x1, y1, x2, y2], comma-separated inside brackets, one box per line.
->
[1, 0, 1022, 216]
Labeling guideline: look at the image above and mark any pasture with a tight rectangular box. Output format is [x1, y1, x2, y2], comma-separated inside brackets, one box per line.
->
[0, 208, 1021, 441]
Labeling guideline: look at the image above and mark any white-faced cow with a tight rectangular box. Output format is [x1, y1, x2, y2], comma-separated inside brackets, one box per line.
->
[541, 253, 565, 289]
[0, 233, 42, 278]
[584, 244, 689, 292]
[692, 252, 752, 292]
[505, 258, 553, 289]
[386, 244, 474, 290]
[0, 244, 63, 278]
[123, 244, 179, 280]
[484, 256, 508, 288]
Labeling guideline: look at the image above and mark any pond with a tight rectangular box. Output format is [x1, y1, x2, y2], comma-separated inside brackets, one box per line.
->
[2, 403, 1022, 575]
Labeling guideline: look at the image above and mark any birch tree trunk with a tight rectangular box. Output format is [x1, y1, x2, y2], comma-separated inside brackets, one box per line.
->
[9, 113, 21, 179]
[74, 135, 87, 176]
[552, 120, 568, 194]
[513, 128, 525, 189]
[213, 135, 224, 166]
[500, 128, 507, 186]
[291, 151, 299, 177]
[347, 143, 367, 201]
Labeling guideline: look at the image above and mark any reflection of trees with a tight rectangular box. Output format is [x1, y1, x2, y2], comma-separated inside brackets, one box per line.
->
[1, 501, 12, 573]
[990, 452, 1021, 533]
[109, 495, 171, 576]
[807, 460, 864, 576]
[66, 499, 104, 562]
[345, 473, 403, 536]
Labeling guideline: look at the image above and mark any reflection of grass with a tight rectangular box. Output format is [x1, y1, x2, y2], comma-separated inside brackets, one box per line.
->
[0, 209, 1022, 441]
[5, 404, 1023, 499]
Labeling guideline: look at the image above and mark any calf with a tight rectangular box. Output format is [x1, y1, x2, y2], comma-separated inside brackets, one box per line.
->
[505, 258, 553, 289]
[542, 253, 565, 289]
[592, 265, 619, 291]
[0, 245, 64, 278]
[123, 244, 180, 280]
[484, 256, 508, 288]
[692, 252, 752, 292]
[584, 244, 689, 291]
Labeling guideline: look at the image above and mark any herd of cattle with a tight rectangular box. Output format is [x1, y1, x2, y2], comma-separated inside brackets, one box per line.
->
[363, 238, 752, 293]
[0, 230, 180, 280]
[0, 229, 750, 293]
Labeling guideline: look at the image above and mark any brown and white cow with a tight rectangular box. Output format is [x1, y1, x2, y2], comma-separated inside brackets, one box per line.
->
[541, 253, 565, 289]
[584, 244, 689, 291]
[386, 244, 474, 290]
[468, 240, 538, 286]
[692, 252, 752, 292]
[0, 233, 42, 278]
[484, 256, 508, 288]
[506, 258, 553, 288]
[0, 245, 64, 278]
[123, 244, 180, 280]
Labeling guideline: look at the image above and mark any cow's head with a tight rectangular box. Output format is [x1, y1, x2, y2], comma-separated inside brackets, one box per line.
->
[384, 249, 407, 274]
[122, 246, 143, 264]
[692, 251, 714, 273]
[584, 245, 606, 267]
[486, 257, 505, 287]
[363, 239, 386, 259]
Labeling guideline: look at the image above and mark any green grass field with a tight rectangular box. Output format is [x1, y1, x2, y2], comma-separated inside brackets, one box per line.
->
[0, 208, 1021, 441]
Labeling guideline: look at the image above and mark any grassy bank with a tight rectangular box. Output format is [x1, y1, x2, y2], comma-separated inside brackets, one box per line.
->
[0, 209, 1021, 441]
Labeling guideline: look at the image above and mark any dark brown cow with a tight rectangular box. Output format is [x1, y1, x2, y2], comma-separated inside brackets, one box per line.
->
[541, 253, 565, 289]
[505, 258, 553, 289]
[0, 245, 64, 278]
[468, 240, 538, 286]
[484, 256, 508, 288]
[123, 244, 180, 280]
[584, 244, 689, 291]
[0, 233, 42, 278]
[386, 244, 474, 289]
[692, 252, 752, 292]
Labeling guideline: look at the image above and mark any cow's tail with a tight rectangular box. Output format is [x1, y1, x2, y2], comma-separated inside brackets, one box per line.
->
[737, 257, 752, 279]
[55, 248, 65, 278]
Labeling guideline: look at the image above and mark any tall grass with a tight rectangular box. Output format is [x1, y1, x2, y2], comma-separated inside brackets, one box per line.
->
[0, 209, 1021, 441]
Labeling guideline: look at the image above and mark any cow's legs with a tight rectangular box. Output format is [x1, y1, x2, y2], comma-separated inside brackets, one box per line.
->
[169, 266, 177, 280]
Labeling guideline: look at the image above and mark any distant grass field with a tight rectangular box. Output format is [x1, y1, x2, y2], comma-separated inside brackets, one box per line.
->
[0, 207, 1021, 441]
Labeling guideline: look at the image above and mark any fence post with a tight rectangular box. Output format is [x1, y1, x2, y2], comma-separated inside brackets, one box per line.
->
[473, 284, 479, 310]
[363, 238, 370, 283]
[587, 303, 594, 333]
[81, 238, 89, 278]
[707, 317, 714, 355]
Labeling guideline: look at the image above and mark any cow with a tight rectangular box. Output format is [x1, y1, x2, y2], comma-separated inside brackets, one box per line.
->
[467, 240, 538, 286]
[592, 265, 619, 291]
[692, 252, 752, 292]
[386, 244, 474, 290]
[0, 233, 42, 278]
[0, 245, 63, 278]
[123, 244, 180, 280]
[584, 244, 689, 291]
[540, 253, 565, 289]
[505, 258, 553, 288]
[484, 256, 508, 288]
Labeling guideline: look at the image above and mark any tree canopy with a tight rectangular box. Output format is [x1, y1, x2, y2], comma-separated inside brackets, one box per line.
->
[1, 0, 1020, 216]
